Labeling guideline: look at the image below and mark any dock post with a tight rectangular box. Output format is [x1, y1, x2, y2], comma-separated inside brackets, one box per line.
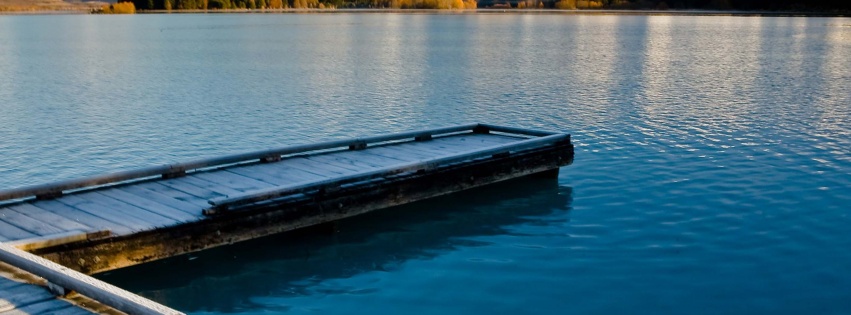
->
[260, 155, 282, 163]
[162, 170, 186, 179]
[349, 141, 367, 150]
[472, 125, 490, 134]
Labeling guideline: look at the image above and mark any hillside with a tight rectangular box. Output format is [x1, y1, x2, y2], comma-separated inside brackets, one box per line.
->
[0, 0, 105, 12]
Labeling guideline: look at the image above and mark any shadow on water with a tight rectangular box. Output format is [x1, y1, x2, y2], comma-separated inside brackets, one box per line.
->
[97, 176, 573, 312]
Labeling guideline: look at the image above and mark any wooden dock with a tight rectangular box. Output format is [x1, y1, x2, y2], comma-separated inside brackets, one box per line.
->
[1, 263, 104, 315]
[1, 242, 182, 315]
[0, 124, 573, 278]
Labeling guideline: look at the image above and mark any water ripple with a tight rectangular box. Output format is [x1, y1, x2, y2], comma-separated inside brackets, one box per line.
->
[2, 14, 849, 315]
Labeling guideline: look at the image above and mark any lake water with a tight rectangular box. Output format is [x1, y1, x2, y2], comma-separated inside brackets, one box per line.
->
[2, 13, 851, 314]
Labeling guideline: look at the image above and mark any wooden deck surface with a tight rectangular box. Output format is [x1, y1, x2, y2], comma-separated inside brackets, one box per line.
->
[0, 132, 526, 244]
[0, 278, 93, 315]
[0, 264, 101, 315]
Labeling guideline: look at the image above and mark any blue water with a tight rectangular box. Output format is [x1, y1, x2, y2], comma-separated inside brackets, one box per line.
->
[2, 13, 851, 314]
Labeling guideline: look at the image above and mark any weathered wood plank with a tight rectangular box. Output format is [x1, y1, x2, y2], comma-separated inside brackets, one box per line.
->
[232, 163, 326, 187]
[373, 143, 444, 158]
[176, 176, 244, 196]
[95, 189, 198, 222]
[358, 146, 430, 162]
[191, 171, 275, 193]
[5, 204, 91, 232]
[0, 298, 77, 315]
[314, 151, 389, 168]
[436, 134, 524, 147]
[276, 158, 352, 177]
[292, 157, 361, 175]
[0, 282, 54, 313]
[123, 183, 210, 210]
[154, 177, 233, 200]
[287, 157, 357, 176]
[77, 193, 180, 229]
[0, 278, 26, 291]
[334, 150, 408, 167]
[444, 133, 517, 144]
[29, 201, 134, 236]
[388, 142, 460, 157]
[427, 138, 507, 153]
[430, 133, 522, 147]
[224, 167, 295, 186]
[56, 195, 158, 233]
[261, 160, 329, 179]
[402, 139, 474, 154]
[417, 135, 514, 152]
[0, 220, 38, 242]
[302, 155, 362, 172]
[0, 207, 66, 237]
[117, 185, 204, 217]
[305, 153, 378, 171]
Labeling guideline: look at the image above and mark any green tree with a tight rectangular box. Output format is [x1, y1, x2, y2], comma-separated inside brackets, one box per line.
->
[177, 0, 198, 9]
[209, 0, 231, 8]
[132, 0, 154, 9]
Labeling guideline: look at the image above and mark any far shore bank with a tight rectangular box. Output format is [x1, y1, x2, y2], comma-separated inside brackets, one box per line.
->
[2, 8, 849, 16]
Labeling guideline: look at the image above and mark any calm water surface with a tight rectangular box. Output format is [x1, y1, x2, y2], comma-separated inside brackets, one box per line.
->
[1, 13, 850, 314]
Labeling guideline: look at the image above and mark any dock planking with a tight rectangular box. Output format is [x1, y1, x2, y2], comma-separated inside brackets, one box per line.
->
[0, 124, 573, 275]
[1, 264, 104, 315]
[0, 243, 183, 315]
[0, 281, 61, 313]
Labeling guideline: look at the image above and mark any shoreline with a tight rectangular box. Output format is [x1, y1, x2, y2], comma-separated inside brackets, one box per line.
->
[2, 8, 849, 17]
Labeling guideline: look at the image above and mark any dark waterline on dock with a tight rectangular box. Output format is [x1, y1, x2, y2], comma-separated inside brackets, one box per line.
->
[2, 13, 851, 314]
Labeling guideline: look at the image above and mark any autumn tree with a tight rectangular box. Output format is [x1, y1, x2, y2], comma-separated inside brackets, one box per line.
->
[101, 1, 136, 13]
[555, 0, 576, 8]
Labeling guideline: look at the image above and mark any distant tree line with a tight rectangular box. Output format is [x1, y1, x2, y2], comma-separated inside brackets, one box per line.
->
[128, 0, 850, 9]
[128, 0, 476, 8]
[482, 0, 851, 10]
[129, 0, 285, 10]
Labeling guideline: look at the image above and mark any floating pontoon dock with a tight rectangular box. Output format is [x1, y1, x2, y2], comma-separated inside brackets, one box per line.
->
[0, 123, 573, 283]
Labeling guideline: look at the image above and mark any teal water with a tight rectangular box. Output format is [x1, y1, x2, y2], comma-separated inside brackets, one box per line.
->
[1, 14, 850, 314]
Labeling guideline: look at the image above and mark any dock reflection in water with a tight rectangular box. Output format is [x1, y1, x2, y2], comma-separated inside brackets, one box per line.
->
[97, 177, 572, 312]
